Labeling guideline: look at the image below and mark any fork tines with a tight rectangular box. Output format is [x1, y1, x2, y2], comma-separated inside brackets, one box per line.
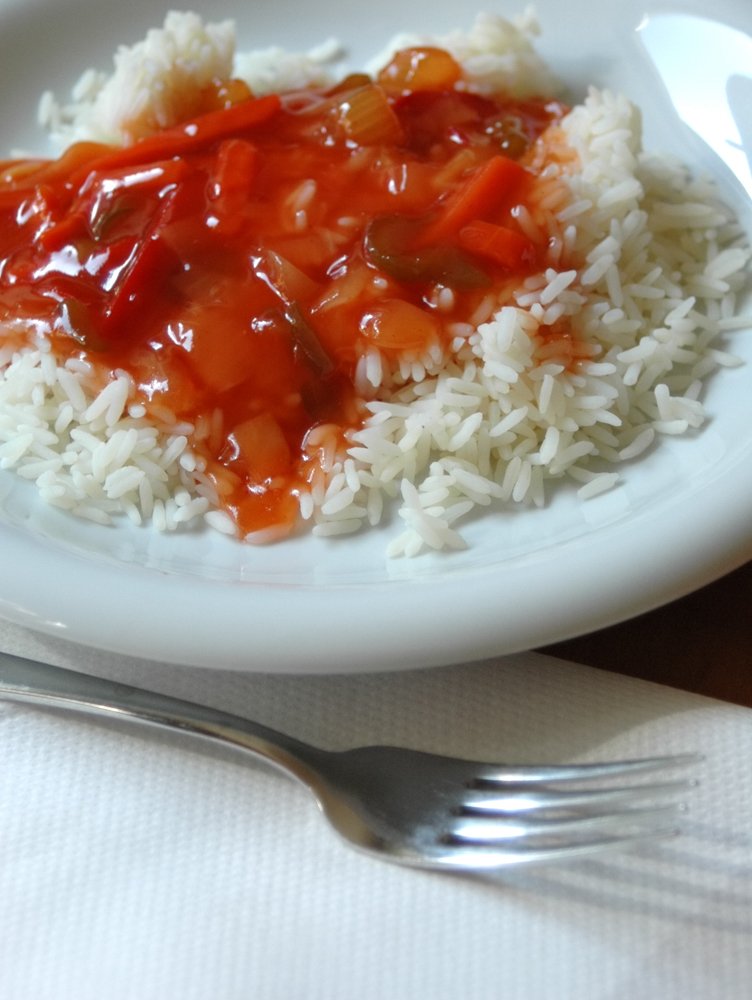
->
[442, 752, 701, 867]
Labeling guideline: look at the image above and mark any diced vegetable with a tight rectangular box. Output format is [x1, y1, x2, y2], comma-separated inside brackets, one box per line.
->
[285, 303, 334, 376]
[327, 72, 372, 95]
[364, 214, 489, 287]
[377, 46, 463, 95]
[176, 280, 285, 394]
[458, 220, 537, 270]
[337, 84, 404, 146]
[360, 298, 440, 352]
[417, 154, 529, 247]
[226, 412, 292, 481]
[69, 94, 281, 187]
[254, 250, 320, 305]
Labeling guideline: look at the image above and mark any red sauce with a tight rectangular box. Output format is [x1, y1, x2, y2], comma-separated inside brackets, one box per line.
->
[0, 48, 566, 537]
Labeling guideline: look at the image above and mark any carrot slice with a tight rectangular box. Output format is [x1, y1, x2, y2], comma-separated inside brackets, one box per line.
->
[458, 219, 537, 270]
[360, 298, 441, 352]
[417, 155, 528, 247]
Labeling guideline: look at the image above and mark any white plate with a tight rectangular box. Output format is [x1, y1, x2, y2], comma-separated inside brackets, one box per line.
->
[0, 0, 750, 672]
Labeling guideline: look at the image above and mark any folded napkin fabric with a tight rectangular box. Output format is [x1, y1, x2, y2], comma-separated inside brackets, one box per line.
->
[1, 621, 751, 1000]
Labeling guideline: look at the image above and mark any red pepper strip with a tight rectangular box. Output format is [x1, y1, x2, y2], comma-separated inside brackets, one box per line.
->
[0, 142, 112, 196]
[37, 212, 88, 252]
[416, 154, 529, 248]
[39, 160, 188, 252]
[108, 234, 180, 331]
[69, 94, 281, 189]
[100, 191, 181, 338]
[80, 157, 190, 196]
[99, 232, 180, 341]
[458, 219, 537, 270]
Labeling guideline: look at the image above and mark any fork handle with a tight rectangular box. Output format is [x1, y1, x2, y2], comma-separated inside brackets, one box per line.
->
[0, 651, 323, 782]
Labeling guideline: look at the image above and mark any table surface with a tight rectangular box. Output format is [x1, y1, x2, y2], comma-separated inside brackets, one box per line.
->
[544, 559, 752, 708]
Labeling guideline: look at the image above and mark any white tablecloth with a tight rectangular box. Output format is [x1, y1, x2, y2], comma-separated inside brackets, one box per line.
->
[1, 620, 751, 1000]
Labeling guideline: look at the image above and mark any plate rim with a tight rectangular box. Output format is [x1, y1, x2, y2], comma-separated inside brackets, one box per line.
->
[1, 0, 751, 672]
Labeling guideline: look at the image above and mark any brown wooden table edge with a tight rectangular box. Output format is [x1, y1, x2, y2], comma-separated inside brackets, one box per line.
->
[541, 561, 752, 709]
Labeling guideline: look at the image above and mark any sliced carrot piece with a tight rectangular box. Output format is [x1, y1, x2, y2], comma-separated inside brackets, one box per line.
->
[458, 219, 537, 270]
[417, 155, 529, 248]
[360, 298, 441, 352]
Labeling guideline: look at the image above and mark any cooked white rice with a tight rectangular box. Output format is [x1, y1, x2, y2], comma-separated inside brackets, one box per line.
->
[2, 11, 750, 555]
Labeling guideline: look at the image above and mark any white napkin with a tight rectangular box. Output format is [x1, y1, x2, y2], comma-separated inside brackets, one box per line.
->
[1, 620, 751, 1000]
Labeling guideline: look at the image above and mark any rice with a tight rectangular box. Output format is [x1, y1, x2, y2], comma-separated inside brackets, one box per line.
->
[37, 11, 342, 147]
[38, 12, 236, 147]
[2, 11, 750, 555]
[0, 343, 208, 529]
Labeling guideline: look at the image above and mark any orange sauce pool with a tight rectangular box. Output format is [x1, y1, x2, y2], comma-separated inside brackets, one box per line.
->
[0, 47, 566, 537]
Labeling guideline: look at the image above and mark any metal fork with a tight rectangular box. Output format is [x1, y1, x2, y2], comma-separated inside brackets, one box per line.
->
[0, 652, 699, 870]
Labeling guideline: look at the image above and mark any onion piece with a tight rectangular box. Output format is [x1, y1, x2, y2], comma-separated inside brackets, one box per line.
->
[337, 85, 404, 146]
[377, 46, 463, 95]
